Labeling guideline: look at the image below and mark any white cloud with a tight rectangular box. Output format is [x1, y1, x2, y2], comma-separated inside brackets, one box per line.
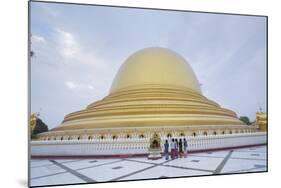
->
[65, 81, 95, 92]
[32, 35, 46, 44]
[65, 81, 77, 89]
[42, 5, 59, 17]
[87, 85, 94, 90]
[56, 28, 79, 58]
[55, 28, 107, 70]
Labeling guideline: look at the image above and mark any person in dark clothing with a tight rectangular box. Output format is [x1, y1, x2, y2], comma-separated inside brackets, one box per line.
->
[183, 138, 188, 158]
[175, 138, 179, 158]
[164, 139, 169, 160]
[179, 139, 183, 157]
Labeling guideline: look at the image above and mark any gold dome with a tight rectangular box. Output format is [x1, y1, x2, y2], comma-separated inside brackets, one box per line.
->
[110, 47, 202, 94]
[50, 47, 245, 132]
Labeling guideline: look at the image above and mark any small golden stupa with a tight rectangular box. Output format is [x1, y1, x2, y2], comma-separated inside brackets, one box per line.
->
[256, 112, 267, 132]
[38, 47, 257, 141]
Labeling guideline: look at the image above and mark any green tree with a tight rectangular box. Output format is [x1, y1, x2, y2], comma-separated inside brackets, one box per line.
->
[32, 118, 49, 136]
[239, 116, 251, 125]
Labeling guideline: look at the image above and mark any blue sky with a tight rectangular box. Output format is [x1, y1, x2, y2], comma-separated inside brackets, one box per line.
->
[30, 2, 267, 129]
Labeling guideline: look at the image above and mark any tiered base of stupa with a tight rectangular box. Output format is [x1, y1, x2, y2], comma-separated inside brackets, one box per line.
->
[36, 85, 255, 140]
[31, 86, 266, 157]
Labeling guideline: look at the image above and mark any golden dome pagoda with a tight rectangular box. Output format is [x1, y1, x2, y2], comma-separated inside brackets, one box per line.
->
[38, 47, 255, 141]
[110, 47, 202, 94]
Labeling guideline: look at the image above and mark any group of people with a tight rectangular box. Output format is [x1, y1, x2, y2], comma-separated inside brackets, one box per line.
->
[164, 138, 188, 160]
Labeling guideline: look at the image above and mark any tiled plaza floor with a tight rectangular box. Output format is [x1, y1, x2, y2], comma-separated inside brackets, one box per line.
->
[30, 145, 267, 187]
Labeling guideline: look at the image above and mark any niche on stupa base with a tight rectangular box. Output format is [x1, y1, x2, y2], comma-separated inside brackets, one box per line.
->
[148, 133, 162, 160]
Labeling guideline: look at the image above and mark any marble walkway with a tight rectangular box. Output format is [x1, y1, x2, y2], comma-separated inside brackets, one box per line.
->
[30, 145, 267, 187]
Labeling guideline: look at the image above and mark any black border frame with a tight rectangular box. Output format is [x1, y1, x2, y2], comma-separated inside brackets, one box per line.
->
[28, 0, 268, 187]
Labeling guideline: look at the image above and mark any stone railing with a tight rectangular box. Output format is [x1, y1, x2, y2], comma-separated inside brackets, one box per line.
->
[31, 132, 266, 157]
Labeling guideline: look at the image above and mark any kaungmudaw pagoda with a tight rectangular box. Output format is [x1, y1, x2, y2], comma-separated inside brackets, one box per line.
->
[31, 47, 266, 157]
